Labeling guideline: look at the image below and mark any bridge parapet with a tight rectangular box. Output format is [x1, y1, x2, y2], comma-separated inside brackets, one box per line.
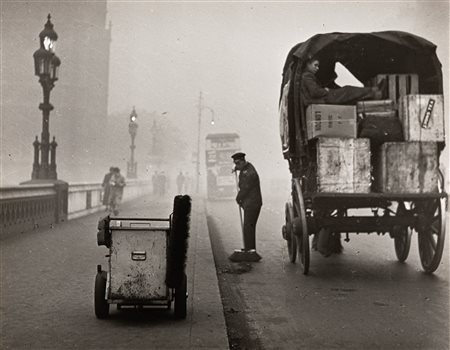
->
[68, 179, 151, 219]
[1, 184, 57, 237]
[1, 180, 151, 238]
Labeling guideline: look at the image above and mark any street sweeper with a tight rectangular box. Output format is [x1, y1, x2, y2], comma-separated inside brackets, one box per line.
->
[229, 152, 263, 262]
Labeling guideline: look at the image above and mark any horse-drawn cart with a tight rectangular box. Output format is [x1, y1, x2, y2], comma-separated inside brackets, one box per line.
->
[279, 31, 447, 274]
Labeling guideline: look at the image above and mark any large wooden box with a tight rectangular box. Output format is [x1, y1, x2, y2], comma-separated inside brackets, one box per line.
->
[313, 137, 371, 193]
[306, 104, 357, 140]
[398, 94, 445, 142]
[370, 74, 419, 106]
[356, 99, 395, 118]
[109, 219, 170, 300]
[376, 142, 438, 193]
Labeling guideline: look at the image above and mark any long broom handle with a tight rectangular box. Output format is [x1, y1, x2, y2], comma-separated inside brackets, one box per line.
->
[234, 170, 245, 236]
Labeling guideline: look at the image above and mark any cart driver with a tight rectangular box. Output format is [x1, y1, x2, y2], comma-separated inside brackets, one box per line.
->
[300, 57, 387, 106]
[232, 152, 263, 252]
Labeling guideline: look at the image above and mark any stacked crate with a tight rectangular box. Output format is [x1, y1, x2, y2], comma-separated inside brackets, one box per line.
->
[310, 137, 371, 193]
[305, 105, 371, 193]
[375, 94, 444, 193]
[369, 74, 419, 108]
[367, 74, 444, 193]
[305, 74, 444, 194]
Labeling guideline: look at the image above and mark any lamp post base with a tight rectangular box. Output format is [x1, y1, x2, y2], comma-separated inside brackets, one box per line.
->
[127, 161, 138, 179]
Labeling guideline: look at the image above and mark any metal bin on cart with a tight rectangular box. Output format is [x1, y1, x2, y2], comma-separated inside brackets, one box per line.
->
[95, 196, 190, 319]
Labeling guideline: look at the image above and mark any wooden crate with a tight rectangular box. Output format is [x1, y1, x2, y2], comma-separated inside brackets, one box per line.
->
[376, 142, 438, 193]
[306, 104, 357, 140]
[398, 94, 445, 142]
[356, 100, 395, 117]
[313, 137, 371, 193]
[370, 74, 419, 106]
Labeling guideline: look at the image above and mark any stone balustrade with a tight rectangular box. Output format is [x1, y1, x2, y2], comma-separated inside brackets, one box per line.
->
[1, 179, 152, 238]
[1, 184, 57, 237]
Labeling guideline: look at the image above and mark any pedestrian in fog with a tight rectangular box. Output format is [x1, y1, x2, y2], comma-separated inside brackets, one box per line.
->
[102, 166, 114, 211]
[158, 171, 167, 196]
[184, 172, 192, 193]
[232, 152, 263, 252]
[176, 171, 185, 193]
[152, 171, 159, 195]
[109, 167, 126, 216]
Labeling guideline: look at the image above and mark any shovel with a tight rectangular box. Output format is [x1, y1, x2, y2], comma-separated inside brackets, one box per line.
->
[228, 169, 261, 262]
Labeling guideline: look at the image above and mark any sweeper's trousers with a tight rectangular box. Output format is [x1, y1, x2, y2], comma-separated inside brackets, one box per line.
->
[243, 205, 261, 250]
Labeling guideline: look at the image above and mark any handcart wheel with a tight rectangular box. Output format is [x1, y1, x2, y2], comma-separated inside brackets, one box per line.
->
[393, 202, 412, 262]
[94, 271, 109, 319]
[293, 178, 310, 275]
[284, 202, 297, 263]
[416, 194, 446, 274]
[174, 273, 187, 319]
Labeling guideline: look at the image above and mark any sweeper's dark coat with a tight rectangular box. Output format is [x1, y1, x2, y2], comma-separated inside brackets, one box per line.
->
[236, 162, 262, 209]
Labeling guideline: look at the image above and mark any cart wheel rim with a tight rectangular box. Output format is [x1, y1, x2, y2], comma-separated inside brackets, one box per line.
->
[293, 178, 309, 274]
[417, 197, 446, 273]
[285, 202, 297, 263]
[393, 201, 412, 262]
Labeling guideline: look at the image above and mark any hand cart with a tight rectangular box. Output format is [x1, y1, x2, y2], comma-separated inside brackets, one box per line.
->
[94, 195, 191, 318]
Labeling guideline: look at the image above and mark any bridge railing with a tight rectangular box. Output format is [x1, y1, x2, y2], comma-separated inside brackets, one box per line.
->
[1, 180, 152, 238]
[68, 179, 151, 219]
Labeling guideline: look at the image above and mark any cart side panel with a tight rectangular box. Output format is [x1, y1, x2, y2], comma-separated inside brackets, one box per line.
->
[109, 228, 168, 300]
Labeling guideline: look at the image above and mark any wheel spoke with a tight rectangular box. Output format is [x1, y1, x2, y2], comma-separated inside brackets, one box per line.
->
[430, 221, 440, 235]
[428, 233, 437, 252]
[427, 200, 439, 217]
[420, 234, 431, 265]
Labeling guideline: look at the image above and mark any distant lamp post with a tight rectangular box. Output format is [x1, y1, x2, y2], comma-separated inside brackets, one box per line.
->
[31, 14, 61, 180]
[127, 106, 138, 179]
[196, 91, 215, 194]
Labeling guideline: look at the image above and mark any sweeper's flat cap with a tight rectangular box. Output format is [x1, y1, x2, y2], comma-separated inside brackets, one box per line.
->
[231, 152, 246, 160]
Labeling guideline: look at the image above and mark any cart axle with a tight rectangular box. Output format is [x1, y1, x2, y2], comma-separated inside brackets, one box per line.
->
[308, 215, 414, 234]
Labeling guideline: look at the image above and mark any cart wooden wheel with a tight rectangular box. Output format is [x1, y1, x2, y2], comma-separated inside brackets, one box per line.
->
[393, 202, 412, 262]
[94, 271, 109, 319]
[284, 202, 297, 263]
[416, 195, 446, 273]
[293, 178, 310, 275]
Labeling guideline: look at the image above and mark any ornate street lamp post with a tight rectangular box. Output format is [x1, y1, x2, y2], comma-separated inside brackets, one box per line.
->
[31, 14, 61, 180]
[127, 107, 138, 179]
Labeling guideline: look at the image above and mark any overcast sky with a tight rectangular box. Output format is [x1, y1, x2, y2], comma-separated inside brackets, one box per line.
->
[106, 0, 449, 184]
[1, 1, 448, 188]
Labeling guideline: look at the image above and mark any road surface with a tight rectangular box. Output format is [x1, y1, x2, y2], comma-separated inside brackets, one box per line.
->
[207, 196, 449, 350]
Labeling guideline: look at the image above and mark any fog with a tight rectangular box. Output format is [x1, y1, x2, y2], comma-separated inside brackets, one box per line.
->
[1, 1, 449, 196]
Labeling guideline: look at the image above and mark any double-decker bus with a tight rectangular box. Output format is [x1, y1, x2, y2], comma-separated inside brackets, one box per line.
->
[205, 133, 240, 199]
